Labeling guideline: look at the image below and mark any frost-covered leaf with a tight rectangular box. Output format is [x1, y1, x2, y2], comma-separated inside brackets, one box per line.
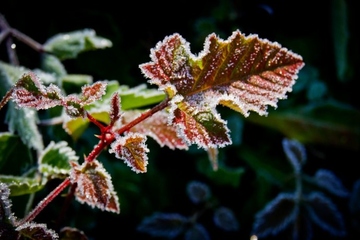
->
[137, 212, 188, 238]
[282, 138, 306, 173]
[120, 110, 188, 150]
[16, 222, 59, 240]
[140, 30, 304, 149]
[0, 176, 44, 196]
[314, 169, 349, 197]
[79, 81, 107, 106]
[304, 192, 346, 237]
[6, 102, 44, 151]
[172, 103, 231, 149]
[109, 133, 149, 173]
[38, 141, 79, 178]
[184, 223, 210, 240]
[0, 61, 57, 91]
[11, 72, 64, 110]
[62, 81, 164, 140]
[43, 29, 112, 60]
[59, 227, 88, 240]
[213, 206, 239, 231]
[109, 92, 121, 126]
[252, 192, 298, 237]
[63, 81, 107, 118]
[186, 181, 211, 204]
[69, 160, 120, 213]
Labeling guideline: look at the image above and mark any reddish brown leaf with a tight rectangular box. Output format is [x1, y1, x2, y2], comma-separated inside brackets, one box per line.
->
[140, 30, 304, 149]
[80, 81, 107, 105]
[109, 132, 149, 173]
[120, 110, 188, 150]
[12, 72, 63, 110]
[109, 92, 121, 126]
[69, 160, 120, 214]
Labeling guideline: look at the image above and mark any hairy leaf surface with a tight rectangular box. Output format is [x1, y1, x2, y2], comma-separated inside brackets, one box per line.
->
[16, 222, 59, 240]
[70, 160, 120, 213]
[43, 29, 112, 60]
[38, 141, 79, 179]
[109, 133, 149, 173]
[0, 176, 44, 196]
[120, 110, 188, 150]
[140, 30, 304, 149]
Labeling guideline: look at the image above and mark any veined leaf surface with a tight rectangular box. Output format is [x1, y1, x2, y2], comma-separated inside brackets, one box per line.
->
[140, 30, 304, 149]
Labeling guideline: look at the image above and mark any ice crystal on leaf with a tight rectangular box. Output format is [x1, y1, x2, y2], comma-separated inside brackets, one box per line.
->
[10, 72, 107, 118]
[12, 72, 63, 110]
[69, 160, 120, 214]
[140, 30, 304, 149]
[120, 110, 188, 150]
[109, 132, 149, 173]
[16, 222, 59, 240]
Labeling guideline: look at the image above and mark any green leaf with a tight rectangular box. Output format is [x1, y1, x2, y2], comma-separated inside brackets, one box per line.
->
[41, 53, 67, 77]
[120, 84, 166, 110]
[0, 132, 32, 175]
[197, 158, 244, 188]
[63, 81, 166, 140]
[5, 102, 44, 151]
[0, 175, 44, 196]
[43, 29, 112, 60]
[247, 100, 360, 150]
[38, 141, 79, 178]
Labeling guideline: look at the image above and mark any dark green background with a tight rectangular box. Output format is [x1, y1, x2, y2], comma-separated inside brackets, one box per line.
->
[1, 0, 359, 239]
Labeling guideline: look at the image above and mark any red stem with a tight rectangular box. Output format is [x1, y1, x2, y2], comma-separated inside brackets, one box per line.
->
[116, 96, 170, 135]
[85, 96, 170, 162]
[17, 178, 71, 227]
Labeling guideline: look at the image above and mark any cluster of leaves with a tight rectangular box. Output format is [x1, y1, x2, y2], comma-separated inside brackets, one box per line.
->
[137, 180, 239, 239]
[252, 138, 349, 239]
[0, 12, 306, 239]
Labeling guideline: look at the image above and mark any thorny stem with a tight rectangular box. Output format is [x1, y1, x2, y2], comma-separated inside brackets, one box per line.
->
[85, 96, 170, 162]
[55, 182, 77, 230]
[116, 96, 170, 135]
[16, 177, 72, 227]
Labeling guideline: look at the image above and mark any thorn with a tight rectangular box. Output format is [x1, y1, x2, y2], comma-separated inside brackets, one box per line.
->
[94, 134, 101, 139]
